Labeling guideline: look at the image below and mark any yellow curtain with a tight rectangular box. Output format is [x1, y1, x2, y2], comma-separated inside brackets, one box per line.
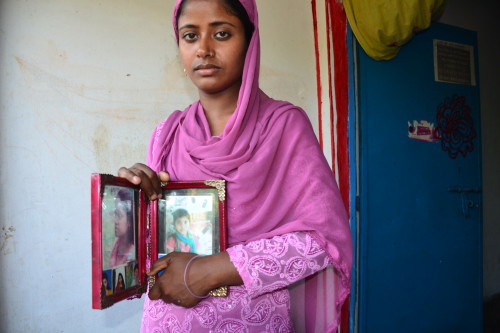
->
[343, 0, 447, 60]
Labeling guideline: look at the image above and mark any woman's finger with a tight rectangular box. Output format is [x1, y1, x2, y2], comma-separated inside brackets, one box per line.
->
[117, 166, 141, 185]
[129, 167, 158, 199]
[143, 167, 164, 198]
[147, 255, 172, 276]
[129, 164, 162, 199]
[117, 164, 168, 200]
[158, 171, 170, 183]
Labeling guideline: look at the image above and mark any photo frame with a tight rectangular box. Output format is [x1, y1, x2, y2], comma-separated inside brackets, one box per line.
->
[149, 180, 228, 297]
[91, 174, 147, 309]
[91, 175, 228, 309]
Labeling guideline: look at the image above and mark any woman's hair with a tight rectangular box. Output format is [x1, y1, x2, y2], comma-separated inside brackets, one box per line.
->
[172, 208, 190, 223]
[116, 188, 135, 244]
[102, 272, 108, 286]
[176, 0, 254, 43]
[117, 188, 133, 205]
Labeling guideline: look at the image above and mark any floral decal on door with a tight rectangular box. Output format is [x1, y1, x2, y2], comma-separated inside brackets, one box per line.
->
[436, 94, 477, 159]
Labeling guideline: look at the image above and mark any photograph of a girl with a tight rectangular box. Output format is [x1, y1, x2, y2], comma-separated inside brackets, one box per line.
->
[117, 0, 352, 331]
[159, 191, 216, 257]
[101, 271, 113, 296]
[114, 272, 125, 293]
[103, 186, 136, 268]
[165, 208, 198, 254]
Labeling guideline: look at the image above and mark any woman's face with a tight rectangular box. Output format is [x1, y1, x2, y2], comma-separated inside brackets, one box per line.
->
[114, 203, 129, 238]
[178, 0, 247, 96]
[118, 274, 124, 286]
[174, 216, 190, 236]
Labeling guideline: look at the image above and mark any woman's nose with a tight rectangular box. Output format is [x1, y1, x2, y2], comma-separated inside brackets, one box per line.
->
[196, 35, 214, 58]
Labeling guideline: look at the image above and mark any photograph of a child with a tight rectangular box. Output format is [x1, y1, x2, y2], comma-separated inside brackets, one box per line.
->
[101, 185, 137, 270]
[165, 208, 197, 253]
[158, 189, 218, 257]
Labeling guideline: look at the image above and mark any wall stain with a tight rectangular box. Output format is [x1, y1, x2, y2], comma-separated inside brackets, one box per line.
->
[92, 122, 148, 171]
[1, 226, 16, 255]
[15, 54, 172, 106]
[92, 124, 109, 171]
[85, 108, 143, 121]
[15, 55, 76, 95]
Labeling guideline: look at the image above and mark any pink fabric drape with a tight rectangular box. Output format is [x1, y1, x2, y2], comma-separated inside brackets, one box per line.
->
[147, 0, 352, 330]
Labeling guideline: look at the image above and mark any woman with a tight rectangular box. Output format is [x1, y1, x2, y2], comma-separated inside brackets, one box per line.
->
[101, 272, 113, 296]
[115, 273, 125, 293]
[118, 0, 352, 331]
[132, 264, 140, 286]
[108, 188, 135, 267]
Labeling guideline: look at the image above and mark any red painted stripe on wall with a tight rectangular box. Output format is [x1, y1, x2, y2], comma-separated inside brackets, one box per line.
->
[330, 0, 350, 213]
[324, 0, 337, 174]
[311, 0, 324, 149]
[329, 1, 351, 332]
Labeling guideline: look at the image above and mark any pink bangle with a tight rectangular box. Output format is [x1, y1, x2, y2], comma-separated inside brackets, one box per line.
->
[183, 255, 209, 299]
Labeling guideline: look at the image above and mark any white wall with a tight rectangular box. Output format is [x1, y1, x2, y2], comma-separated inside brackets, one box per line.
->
[438, 1, 500, 299]
[0, 0, 317, 332]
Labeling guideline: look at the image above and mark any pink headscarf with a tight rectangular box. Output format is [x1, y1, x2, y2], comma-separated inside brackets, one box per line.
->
[148, 0, 352, 331]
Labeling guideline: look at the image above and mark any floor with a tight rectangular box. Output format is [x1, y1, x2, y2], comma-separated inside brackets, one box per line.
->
[484, 294, 500, 333]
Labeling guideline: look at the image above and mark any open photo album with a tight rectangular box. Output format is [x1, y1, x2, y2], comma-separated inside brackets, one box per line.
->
[91, 174, 227, 309]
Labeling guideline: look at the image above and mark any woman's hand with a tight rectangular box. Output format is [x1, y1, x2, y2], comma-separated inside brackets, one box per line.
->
[117, 163, 169, 200]
[147, 252, 243, 308]
[147, 252, 208, 308]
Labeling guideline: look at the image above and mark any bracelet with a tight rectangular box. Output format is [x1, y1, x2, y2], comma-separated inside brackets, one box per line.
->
[183, 255, 209, 299]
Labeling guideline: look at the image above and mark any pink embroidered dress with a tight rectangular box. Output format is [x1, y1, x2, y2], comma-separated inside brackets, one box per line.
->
[141, 0, 352, 331]
[142, 232, 331, 332]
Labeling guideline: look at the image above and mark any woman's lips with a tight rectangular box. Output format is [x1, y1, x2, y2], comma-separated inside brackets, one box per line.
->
[194, 64, 220, 76]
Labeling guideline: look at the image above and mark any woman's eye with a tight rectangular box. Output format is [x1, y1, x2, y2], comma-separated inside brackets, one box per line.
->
[182, 33, 198, 42]
[215, 31, 231, 40]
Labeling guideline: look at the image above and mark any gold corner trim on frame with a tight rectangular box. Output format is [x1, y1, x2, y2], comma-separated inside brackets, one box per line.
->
[209, 286, 228, 297]
[204, 180, 226, 202]
[148, 276, 155, 290]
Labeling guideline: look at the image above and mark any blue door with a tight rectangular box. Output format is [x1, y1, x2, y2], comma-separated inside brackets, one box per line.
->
[357, 23, 482, 332]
